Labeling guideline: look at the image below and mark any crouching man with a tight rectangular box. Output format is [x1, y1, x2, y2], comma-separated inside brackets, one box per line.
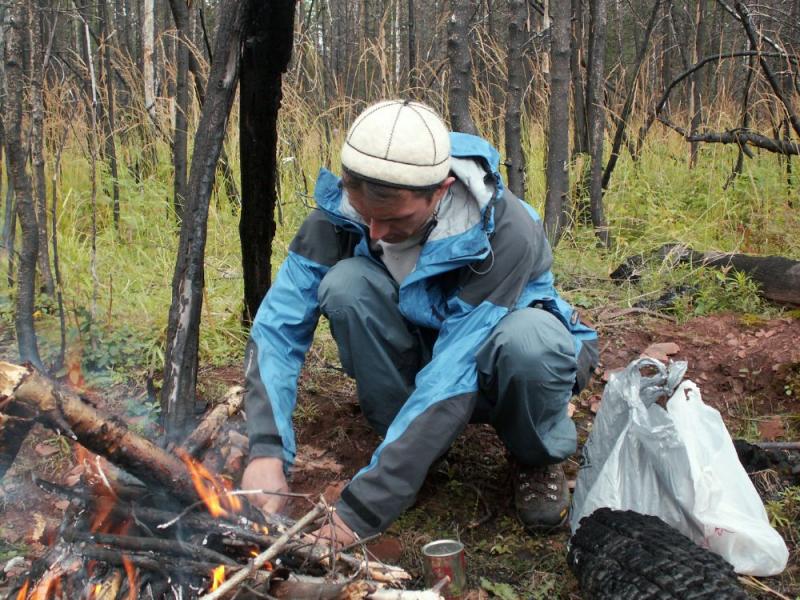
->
[241, 100, 598, 546]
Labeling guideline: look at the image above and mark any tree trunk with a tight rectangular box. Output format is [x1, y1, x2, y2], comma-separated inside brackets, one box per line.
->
[587, 0, 610, 247]
[99, 0, 121, 230]
[143, 0, 156, 121]
[689, 0, 706, 168]
[29, 0, 55, 296]
[601, 0, 661, 190]
[4, 0, 43, 368]
[161, 0, 250, 439]
[407, 0, 417, 90]
[571, 0, 589, 157]
[504, 0, 526, 199]
[3, 152, 16, 288]
[168, 0, 190, 220]
[240, 1, 298, 325]
[446, 0, 478, 135]
[544, 0, 571, 244]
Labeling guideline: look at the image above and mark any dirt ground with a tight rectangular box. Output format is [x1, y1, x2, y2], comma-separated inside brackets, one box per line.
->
[1, 312, 799, 598]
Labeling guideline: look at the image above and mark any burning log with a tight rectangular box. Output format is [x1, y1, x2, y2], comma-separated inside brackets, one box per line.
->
[0, 362, 198, 505]
[2, 361, 435, 598]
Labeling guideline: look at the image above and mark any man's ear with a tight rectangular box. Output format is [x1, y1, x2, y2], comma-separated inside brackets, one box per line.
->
[434, 176, 456, 202]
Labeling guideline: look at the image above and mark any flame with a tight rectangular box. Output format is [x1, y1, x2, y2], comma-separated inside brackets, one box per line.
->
[177, 449, 242, 517]
[210, 565, 225, 591]
[248, 550, 272, 570]
[30, 572, 58, 600]
[15, 579, 29, 600]
[121, 555, 137, 600]
[93, 583, 102, 598]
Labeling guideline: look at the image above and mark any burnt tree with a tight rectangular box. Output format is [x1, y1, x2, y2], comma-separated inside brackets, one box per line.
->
[586, 0, 610, 247]
[161, 0, 251, 438]
[29, 0, 54, 296]
[240, 1, 298, 324]
[544, 0, 572, 244]
[4, 0, 43, 369]
[168, 0, 190, 220]
[447, 0, 478, 135]
[571, 0, 589, 157]
[504, 0, 527, 199]
[99, 0, 121, 230]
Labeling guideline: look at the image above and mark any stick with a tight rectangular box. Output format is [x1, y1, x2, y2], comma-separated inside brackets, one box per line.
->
[755, 442, 800, 451]
[181, 386, 244, 458]
[62, 529, 237, 566]
[199, 503, 325, 600]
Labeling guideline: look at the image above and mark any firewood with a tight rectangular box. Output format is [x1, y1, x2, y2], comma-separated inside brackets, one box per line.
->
[199, 502, 325, 600]
[0, 361, 199, 505]
[181, 385, 244, 458]
[62, 529, 237, 566]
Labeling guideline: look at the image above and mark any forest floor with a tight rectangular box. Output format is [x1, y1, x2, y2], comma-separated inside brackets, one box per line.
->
[1, 311, 799, 599]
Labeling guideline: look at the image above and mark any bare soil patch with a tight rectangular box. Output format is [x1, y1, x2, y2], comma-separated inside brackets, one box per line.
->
[1, 312, 798, 597]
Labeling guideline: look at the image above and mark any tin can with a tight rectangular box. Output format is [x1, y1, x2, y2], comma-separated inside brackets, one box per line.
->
[421, 539, 467, 600]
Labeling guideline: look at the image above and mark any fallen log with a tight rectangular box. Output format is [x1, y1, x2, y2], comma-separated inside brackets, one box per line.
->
[0, 361, 198, 505]
[610, 244, 800, 305]
[181, 385, 244, 458]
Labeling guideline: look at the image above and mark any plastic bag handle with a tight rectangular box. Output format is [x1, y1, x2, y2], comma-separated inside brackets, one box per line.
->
[630, 357, 686, 407]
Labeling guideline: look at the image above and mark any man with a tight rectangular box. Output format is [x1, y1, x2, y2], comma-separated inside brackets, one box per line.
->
[241, 100, 598, 546]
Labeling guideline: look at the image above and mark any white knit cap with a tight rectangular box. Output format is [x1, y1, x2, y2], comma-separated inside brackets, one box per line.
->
[341, 100, 451, 189]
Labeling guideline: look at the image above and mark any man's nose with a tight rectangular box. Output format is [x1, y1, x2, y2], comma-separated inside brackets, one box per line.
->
[369, 220, 389, 241]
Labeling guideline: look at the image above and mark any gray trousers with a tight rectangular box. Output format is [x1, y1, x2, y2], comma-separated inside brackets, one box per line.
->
[318, 257, 578, 465]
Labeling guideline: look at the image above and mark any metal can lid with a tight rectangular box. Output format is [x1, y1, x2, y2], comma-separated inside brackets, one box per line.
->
[422, 539, 464, 558]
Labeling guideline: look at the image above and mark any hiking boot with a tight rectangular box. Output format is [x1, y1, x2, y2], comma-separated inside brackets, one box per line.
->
[514, 462, 570, 532]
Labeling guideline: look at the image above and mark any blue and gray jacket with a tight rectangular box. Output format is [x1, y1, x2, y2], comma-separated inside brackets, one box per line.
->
[245, 133, 598, 537]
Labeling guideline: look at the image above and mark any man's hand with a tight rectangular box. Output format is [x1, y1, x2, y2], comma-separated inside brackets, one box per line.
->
[310, 510, 358, 550]
[240, 457, 289, 515]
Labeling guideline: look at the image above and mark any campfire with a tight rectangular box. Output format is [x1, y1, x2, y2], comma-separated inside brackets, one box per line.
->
[0, 362, 442, 599]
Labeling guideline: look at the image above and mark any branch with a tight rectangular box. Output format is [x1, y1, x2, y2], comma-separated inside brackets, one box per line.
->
[714, 0, 784, 54]
[198, 503, 326, 600]
[734, 1, 800, 139]
[637, 50, 796, 151]
[659, 117, 799, 155]
[687, 129, 800, 155]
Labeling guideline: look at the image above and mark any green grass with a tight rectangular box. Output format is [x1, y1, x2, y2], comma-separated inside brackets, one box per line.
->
[0, 112, 796, 382]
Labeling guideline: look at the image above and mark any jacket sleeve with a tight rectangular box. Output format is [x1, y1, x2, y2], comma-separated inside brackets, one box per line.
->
[245, 210, 357, 467]
[245, 251, 327, 466]
[334, 195, 551, 537]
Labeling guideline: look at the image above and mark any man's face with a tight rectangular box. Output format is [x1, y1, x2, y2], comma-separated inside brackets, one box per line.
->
[348, 178, 455, 244]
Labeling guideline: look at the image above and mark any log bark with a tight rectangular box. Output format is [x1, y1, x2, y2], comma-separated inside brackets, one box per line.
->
[688, 251, 800, 305]
[162, 0, 249, 437]
[1, 362, 198, 503]
[611, 246, 800, 305]
[182, 386, 244, 458]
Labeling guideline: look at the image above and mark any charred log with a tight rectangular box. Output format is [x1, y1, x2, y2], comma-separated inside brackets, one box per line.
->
[610, 244, 800, 305]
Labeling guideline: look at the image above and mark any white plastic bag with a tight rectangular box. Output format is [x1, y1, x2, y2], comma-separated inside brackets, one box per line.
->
[570, 358, 788, 576]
